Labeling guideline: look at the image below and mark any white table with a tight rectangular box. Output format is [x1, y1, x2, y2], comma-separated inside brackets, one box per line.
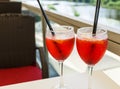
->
[0, 71, 119, 89]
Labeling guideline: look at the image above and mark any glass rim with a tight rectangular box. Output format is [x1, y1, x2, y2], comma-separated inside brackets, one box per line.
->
[47, 25, 74, 33]
[77, 27, 107, 35]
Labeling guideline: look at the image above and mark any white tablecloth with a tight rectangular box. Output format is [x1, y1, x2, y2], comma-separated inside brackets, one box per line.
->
[0, 71, 119, 89]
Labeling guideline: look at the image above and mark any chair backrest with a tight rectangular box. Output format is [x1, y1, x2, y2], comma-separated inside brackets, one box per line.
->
[0, 2, 21, 13]
[0, 0, 10, 2]
[0, 14, 36, 68]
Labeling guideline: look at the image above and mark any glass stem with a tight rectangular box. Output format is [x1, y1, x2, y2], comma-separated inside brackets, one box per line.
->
[88, 65, 93, 89]
[59, 61, 64, 88]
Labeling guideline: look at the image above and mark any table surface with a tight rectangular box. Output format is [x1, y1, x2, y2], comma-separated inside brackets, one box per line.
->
[0, 71, 119, 89]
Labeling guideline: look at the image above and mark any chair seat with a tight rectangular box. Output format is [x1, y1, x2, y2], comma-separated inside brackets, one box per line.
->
[0, 66, 42, 86]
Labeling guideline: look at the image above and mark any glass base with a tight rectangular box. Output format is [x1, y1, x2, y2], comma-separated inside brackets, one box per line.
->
[55, 85, 66, 89]
[51, 84, 69, 89]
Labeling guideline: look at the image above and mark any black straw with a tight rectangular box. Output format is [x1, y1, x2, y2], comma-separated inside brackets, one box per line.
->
[37, 0, 55, 36]
[92, 0, 101, 35]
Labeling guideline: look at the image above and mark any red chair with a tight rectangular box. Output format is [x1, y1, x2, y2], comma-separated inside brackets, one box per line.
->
[0, 14, 49, 86]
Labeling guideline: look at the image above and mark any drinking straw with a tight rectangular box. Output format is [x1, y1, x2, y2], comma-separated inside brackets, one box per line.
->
[37, 0, 55, 36]
[92, 0, 101, 35]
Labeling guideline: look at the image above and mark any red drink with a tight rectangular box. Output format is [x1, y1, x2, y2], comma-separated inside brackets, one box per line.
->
[76, 27, 108, 89]
[46, 37, 75, 61]
[76, 38, 108, 65]
[46, 26, 75, 89]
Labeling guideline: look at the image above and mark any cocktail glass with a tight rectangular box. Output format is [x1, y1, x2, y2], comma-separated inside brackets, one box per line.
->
[76, 27, 108, 89]
[46, 25, 75, 89]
